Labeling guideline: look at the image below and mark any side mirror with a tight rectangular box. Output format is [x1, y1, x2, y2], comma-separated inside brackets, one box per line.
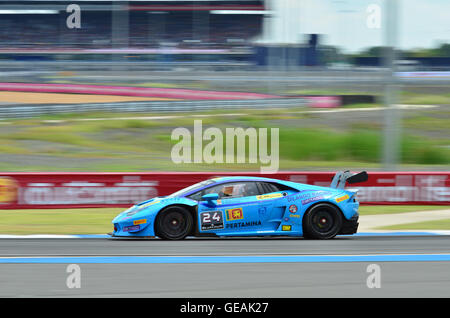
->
[202, 193, 219, 202]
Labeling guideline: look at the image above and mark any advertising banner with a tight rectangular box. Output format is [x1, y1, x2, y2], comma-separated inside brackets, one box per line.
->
[0, 171, 448, 209]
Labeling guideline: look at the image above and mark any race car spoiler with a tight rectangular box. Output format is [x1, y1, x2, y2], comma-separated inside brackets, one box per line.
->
[330, 170, 368, 189]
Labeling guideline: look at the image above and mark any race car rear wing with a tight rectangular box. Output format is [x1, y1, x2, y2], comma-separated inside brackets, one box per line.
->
[330, 170, 368, 189]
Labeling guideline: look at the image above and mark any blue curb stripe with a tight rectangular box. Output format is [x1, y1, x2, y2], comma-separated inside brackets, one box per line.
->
[97, 232, 444, 238]
[1, 254, 450, 264]
[0, 231, 448, 239]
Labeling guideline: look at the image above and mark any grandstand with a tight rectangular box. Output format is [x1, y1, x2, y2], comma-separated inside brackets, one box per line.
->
[0, 1, 325, 67]
[0, 1, 264, 49]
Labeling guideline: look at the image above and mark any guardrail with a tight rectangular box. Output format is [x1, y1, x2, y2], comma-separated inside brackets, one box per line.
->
[0, 60, 254, 72]
[0, 171, 448, 209]
[0, 98, 313, 119]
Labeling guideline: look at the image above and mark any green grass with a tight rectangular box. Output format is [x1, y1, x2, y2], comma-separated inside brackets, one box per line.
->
[400, 91, 450, 105]
[278, 127, 449, 164]
[0, 208, 123, 234]
[0, 108, 448, 171]
[379, 219, 450, 230]
[341, 103, 381, 108]
[0, 142, 32, 155]
[358, 205, 449, 216]
[404, 114, 450, 131]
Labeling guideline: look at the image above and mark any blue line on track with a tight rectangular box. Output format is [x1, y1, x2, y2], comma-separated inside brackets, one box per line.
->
[1, 254, 450, 264]
[0, 231, 447, 239]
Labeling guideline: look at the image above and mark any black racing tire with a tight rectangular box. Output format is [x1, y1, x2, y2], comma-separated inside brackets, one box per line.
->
[302, 203, 343, 240]
[155, 206, 193, 240]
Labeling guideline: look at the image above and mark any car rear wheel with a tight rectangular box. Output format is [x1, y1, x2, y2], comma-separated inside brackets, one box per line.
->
[303, 203, 342, 239]
[155, 206, 193, 240]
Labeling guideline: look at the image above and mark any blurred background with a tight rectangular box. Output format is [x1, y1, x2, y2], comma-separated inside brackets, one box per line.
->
[0, 0, 449, 172]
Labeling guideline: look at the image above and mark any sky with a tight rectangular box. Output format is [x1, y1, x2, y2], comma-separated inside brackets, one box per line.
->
[280, 0, 450, 53]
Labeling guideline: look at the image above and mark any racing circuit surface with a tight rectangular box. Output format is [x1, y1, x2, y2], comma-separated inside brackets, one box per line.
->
[1, 235, 450, 297]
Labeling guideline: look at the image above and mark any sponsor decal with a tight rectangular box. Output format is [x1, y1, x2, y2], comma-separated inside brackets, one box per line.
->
[123, 225, 140, 232]
[301, 196, 324, 205]
[287, 190, 331, 203]
[286, 190, 311, 202]
[226, 207, 244, 221]
[336, 194, 350, 203]
[290, 214, 300, 218]
[282, 225, 292, 231]
[289, 204, 298, 213]
[0, 177, 18, 204]
[133, 219, 147, 225]
[216, 199, 222, 205]
[256, 193, 283, 200]
[200, 211, 224, 231]
[225, 220, 261, 229]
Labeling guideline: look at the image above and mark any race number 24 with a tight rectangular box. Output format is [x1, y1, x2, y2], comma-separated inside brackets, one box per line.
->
[200, 211, 224, 231]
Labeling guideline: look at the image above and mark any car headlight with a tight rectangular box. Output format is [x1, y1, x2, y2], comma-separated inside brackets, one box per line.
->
[127, 205, 152, 216]
[126, 200, 161, 216]
[125, 205, 139, 216]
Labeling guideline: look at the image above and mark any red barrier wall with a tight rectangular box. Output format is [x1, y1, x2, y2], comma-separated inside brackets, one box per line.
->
[0, 83, 279, 100]
[0, 171, 448, 209]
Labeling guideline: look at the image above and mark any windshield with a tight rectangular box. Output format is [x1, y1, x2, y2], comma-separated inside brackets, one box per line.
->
[167, 179, 217, 198]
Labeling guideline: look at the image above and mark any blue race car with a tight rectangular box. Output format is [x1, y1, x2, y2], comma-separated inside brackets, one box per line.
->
[110, 171, 368, 240]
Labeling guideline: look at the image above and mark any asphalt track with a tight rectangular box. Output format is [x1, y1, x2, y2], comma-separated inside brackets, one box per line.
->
[1, 235, 450, 297]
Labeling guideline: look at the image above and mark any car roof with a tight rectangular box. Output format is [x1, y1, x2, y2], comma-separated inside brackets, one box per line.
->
[210, 176, 281, 183]
[209, 176, 304, 189]
[208, 176, 332, 192]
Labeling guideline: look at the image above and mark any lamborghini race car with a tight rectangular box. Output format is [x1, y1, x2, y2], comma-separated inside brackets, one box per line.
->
[110, 171, 368, 240]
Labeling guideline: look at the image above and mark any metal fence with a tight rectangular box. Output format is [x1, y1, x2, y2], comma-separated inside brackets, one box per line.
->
[0, 98, 310, 119]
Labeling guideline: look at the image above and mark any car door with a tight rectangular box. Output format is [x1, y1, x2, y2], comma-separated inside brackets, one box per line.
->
[256, 182, 301, 232]
[196, 181, 267, 235]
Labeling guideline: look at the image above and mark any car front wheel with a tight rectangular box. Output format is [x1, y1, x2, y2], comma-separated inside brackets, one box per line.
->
[155, 206, 193, 240]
